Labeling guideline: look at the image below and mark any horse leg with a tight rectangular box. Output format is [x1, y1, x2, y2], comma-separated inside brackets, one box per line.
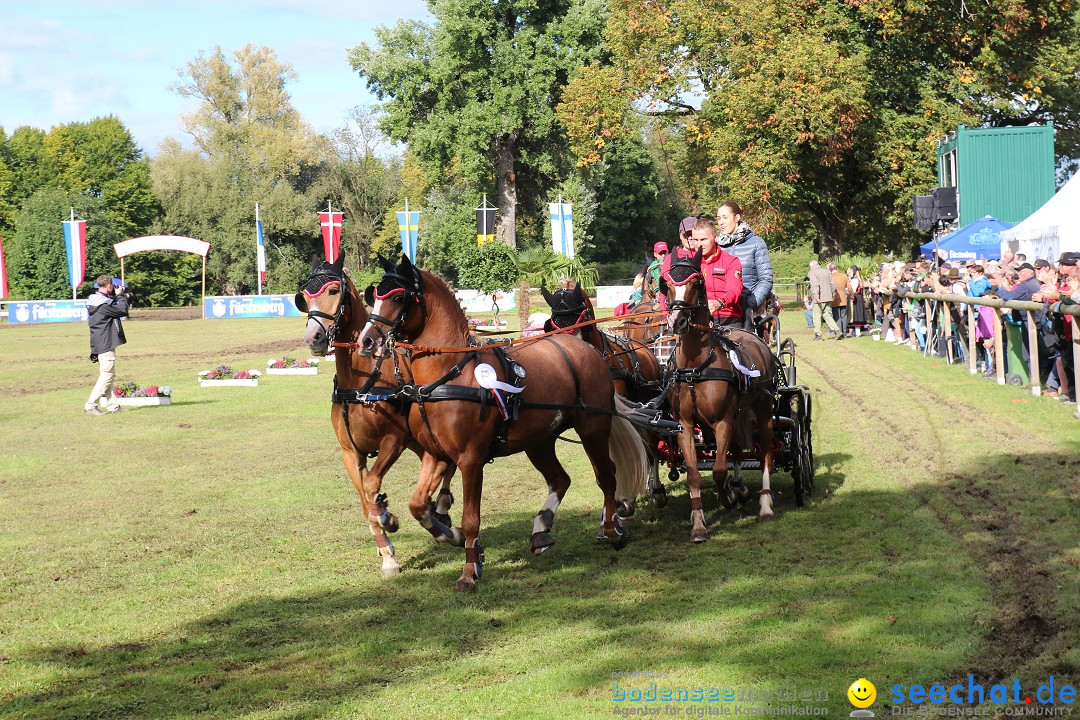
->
[524, 441, 571, 555]
[455, 457, 486, 592]
[675, 418, 708, 543]
[341, 443, 400, 577]
[365, 434, 409, 533]
[408, 454, 465, 547]
[709, 412, 737, 530]
[718, 457, 739, 510]
[758, 412, 776, 522]
[432, 463, 456, 527]
[577, 417, 629, 549]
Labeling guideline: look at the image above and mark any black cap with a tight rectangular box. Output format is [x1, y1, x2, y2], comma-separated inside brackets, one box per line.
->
[1033, 259, 1051, 269]
[1058, 251, 1079, 266]
[1017, 262, 1035, 271]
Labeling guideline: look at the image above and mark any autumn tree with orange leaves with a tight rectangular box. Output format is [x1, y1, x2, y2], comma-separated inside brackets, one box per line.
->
[560, 0, 1079, 257]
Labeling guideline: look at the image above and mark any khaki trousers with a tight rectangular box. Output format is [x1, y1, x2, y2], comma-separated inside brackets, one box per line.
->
[812, 302, 840, 336]
[85, 350, 118, 411]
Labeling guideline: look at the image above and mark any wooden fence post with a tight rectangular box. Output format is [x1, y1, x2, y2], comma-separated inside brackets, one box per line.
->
[1073, 317, 1080, 416]
[993, 309, 1005, 385]
[1026, 310, 1041, 397]
[967, 303, 978, 374]
[943, 301, 954, 364]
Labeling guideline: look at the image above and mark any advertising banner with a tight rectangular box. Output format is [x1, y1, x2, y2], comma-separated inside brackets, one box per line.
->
[7, 300, 88, 324]
[203, 294, 302, 319]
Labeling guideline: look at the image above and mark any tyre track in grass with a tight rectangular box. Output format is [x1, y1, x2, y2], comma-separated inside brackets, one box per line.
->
[798, 344, 1072, 684]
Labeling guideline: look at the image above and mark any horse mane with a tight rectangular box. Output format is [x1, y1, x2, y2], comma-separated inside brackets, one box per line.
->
[418, 269, 472, 341]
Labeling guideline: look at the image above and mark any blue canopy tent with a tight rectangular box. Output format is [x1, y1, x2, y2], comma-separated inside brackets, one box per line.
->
[920, 216, 1014, 263]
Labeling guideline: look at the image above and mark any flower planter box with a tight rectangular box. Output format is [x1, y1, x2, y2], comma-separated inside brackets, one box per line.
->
[265, 366, 318, 375]
[116, 396, 172, 406]
[199, 378, 260, 387]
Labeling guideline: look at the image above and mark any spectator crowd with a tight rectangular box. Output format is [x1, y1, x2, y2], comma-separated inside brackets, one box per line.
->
[807, 251, 1080, 402]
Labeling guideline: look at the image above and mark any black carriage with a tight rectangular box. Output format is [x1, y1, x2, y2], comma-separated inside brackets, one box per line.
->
[620, 311, 816, 509]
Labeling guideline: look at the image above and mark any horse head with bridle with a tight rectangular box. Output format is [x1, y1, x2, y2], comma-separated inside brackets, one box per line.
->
[541, 283, 661, 404]
[661, 250, 779, 541]
[295, 253, 456, 578]
[356, 253, 648, 591]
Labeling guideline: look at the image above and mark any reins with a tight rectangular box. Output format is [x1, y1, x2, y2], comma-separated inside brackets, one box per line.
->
[331, 310, 665, 354]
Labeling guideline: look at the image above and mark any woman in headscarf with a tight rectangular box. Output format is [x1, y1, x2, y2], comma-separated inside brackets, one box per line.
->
[715, 202, 772, 326]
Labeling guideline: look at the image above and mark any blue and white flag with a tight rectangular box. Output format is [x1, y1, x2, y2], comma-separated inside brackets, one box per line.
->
[549, 202, 575, 258]
[396, 210, 420, 262]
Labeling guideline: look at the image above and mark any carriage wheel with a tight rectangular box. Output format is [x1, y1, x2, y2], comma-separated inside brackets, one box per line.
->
[802, 394, 816, 501]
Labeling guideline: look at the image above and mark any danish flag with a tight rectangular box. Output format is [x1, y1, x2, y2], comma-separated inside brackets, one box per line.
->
[319, 211, 344, 263]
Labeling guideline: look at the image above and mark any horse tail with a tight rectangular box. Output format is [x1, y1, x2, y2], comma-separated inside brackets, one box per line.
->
[610, 396, 650, 502]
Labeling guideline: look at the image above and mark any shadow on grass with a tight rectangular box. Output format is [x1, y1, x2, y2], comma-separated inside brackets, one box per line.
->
[2, 449, 1074, 719]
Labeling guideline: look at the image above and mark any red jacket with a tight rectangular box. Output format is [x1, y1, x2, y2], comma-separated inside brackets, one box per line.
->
[701, 246, 744, 318]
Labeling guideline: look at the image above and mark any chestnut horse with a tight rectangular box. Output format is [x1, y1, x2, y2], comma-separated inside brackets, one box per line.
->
[616, 271, 665, 344]
[662, 251, 779, 542]
[541, 284, 661, 404]
[358, 254, 648, 591]
[295, 254, 455, 577]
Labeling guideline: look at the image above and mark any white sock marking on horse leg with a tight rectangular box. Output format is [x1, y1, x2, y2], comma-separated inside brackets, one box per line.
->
[760, 465, 774, 518]
[532, 491, 560, 534]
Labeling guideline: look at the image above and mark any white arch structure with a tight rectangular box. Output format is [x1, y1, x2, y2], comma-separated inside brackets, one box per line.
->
[113, 235, 211, 316]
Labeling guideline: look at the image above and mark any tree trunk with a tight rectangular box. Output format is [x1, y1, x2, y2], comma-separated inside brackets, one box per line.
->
[495, 135, 518, 250]
[517, 278, 531, 335]
[809, 210, 847, 259]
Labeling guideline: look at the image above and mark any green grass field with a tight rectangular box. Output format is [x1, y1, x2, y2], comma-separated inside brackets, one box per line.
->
[1, 312, 1077, 719]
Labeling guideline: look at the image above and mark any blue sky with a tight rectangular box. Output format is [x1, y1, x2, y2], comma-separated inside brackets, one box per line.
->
[0, 0, 430, 155]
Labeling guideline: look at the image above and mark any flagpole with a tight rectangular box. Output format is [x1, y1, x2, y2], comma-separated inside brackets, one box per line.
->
[256, 203, 262, 296]
[70, 208, 76, 299]
[404, 198, 410, 260]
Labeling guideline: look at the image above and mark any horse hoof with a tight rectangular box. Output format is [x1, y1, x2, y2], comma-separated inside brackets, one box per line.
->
[759, 511, 775, 523]
[381, 564, 401, 578]
[432, 511, 452, 528]
[530, 531, 555, 555]
[455, 577, 478, 593]
[652, 487, 668, 508]
[718, 490, 736, 510]
[612, 528, 630, 551]
[616, 499, 635, 518]
[691, 529, 709, 543]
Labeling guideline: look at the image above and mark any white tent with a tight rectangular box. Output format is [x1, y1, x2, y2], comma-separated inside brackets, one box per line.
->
[1000, 171, 1080, 262]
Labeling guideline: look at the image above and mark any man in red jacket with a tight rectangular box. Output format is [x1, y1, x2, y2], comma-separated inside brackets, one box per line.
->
[690, 217, 744, 327]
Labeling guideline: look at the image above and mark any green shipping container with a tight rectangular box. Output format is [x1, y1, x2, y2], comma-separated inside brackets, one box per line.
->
[937, 123, 1055, 227]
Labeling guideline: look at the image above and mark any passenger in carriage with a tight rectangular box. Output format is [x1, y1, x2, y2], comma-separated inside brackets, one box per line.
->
[687, 217, 745, 328]
[715, 201, 773, 330]
[658, 218, 700, 310]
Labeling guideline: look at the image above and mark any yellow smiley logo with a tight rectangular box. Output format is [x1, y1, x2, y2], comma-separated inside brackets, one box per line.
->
[848, 678, 877, 709]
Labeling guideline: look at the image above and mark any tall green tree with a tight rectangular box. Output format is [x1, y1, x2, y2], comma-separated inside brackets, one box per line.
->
[564, 0, 1080, 257]
[6, 188, 123, 300]
[348, 0, 611, 250]
[157, 45, 327, 295]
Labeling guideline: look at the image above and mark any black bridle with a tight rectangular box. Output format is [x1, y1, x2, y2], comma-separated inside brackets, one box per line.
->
[297, 264, 351, 345]
[361, 261, 428, 349]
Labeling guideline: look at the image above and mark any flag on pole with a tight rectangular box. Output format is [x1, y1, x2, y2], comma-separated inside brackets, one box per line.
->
[319, 211, 344, 263]
[396, 210, 420, 262]
[256, 207, 266, 286]
[549, 201, 575, 258]
[476, 195, 496, 246]
[0, 233, 8, 298]
[63, 217, 87, 291]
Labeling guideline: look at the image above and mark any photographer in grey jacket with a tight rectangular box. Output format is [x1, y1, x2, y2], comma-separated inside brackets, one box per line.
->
[84, 274, 131, 415]
[716, 201, 773, 326]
